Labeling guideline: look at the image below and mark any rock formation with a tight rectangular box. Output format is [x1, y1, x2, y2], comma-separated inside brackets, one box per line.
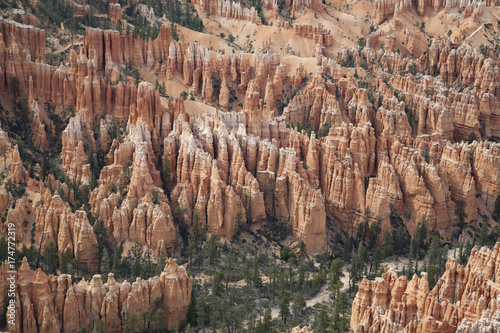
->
[0, 0, 498, 286]
[192, 0, 260, 23]
[0, 257, 192, 333]
[109, 3, 122, 26]
[374, 0, 489, 24]
[293, 22, 333, 47]
[351, 244, 500, 332]
[0, 18, 46, 61]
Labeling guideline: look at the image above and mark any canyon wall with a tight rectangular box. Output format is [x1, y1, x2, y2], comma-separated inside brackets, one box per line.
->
[0, 258, 192, 333]
[374, 0, 487, 24]
[0, 11, 499, 259]
[351, 244, 500, 332]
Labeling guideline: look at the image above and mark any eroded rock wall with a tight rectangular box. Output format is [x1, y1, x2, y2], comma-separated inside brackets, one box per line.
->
[351, 244, 500, 332]
[0, 258, 192, 333]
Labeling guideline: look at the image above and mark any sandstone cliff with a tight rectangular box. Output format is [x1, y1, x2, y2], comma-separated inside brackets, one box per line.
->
[0, 7, 499, 262]
[0, 258, 192, 333]
[351, 244, 500, 332]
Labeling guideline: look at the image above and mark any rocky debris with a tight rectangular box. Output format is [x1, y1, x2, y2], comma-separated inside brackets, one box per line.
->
[351, 244, 500, 332]
[0, 257, 192, 333]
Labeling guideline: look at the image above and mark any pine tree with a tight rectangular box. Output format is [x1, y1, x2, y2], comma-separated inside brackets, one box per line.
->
[383, 230, 394, 258]
[60, 248, 74, 274]
[316, 306, 330, 332]
[205, 235, 220, 265]
[93, 219, 109, 274]
[455, 199, 468, 230]
[494, 194, 500, 219]
[112, 249, 121, 277]
[279, 296, 290, 324]
[478, 222, 490, 246]
[407, 249, 414, 279]
[159, 82, 166, 96]
[328, 258, 344, 298]
[10, 76, 21, 101]
[357, 242, 368, 278]
[43, 241, 59, 274]
[291, 293, 306, 325]
[372, 248, 383, 276]
[426, 233, 447, 288]
[212, 271, 224, 297]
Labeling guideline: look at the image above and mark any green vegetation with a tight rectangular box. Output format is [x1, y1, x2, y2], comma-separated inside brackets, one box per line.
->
[4, 2, 500, 332]
[455, 199, 468, 230]
[137, 0, 204, 32]
[494, 194, 500, 220]
[467, 131, 477, 143]
[35, 0, 74, 27]
[247, 0, 267, 24]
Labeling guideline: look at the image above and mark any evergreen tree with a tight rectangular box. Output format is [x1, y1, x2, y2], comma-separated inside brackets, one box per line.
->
[493, 194, 500, 219]
[256, 308, 273, 333]
[467, 131, 477, 143]
[188, 210, 207, 267]
[291, 293, 306, 325]
[328, 258, 344, 298]
[383, 230, 394, 258]
[212, 271, 224, 297]
[19, 94, 29, 128]
[368, 219, 381, 250]
[357, 242, 368, 277]
[10, 76, 21, 101]
[455, 199, 468, 230]
[426, 233, 448, 288]
[205, 235, 220, 265]
[371, 248, 383, 277]
[394, 225, 409, 254]
[124, 312, 139, 333]
[93, 219, 110, 274]
[297, 261, 305, 289]
[316, 306, 330, 332]
[478, 223, 490, 246]
[196, 292, 209, 333]
[161, 155, 172, 192]
[459, 240, 474, 266]
[331, 292, 349, 331]
[159, 82, 166, 96]
[112, 248, 121, 277]
[349, 255, 358, 293]
[279, 296, 290, 324]
[60, 248, 74, 274]
[43, 241, 59, 274]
